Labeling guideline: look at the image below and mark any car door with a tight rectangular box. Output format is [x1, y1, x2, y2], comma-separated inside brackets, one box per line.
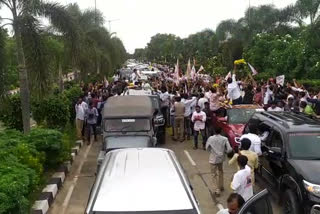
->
[238, 189, 273, 214]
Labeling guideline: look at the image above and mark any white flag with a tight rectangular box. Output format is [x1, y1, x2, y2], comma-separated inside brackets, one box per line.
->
[276, 75, 285, 86]
[191, 65, 196, 80]
[174, 59, 180, 85]
[186, 59, 191, 78]
[197, 65, 204, 73]
[225, 72, 231, 81]
[248, 63, 258, 76]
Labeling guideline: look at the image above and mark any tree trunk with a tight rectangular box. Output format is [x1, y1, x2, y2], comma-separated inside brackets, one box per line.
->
[58, 62, 64, 92]
[14, 24, 30, 133]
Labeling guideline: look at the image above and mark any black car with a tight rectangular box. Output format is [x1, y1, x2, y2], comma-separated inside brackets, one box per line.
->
[245, 111, 320, 214]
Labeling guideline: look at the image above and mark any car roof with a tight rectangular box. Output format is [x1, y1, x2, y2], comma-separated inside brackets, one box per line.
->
[91, 148, 196, 212]
[230, 105, 264, 110]
[256, 111, 320, 132]
[103, 96, 153, 118]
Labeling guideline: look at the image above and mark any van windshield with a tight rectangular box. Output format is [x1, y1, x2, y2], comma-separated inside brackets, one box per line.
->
[104, 118, 151, 132]
[289, 133, 320, 160]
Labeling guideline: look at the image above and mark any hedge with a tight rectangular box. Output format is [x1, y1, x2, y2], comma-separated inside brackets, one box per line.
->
[0, 127, 75, 214]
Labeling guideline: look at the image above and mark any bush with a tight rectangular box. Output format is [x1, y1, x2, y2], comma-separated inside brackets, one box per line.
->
[31, 94, 70, 130]
[45, 95, 70, 129]
[26, 128, 64, 169]
[0, 126, 76, 213]
[0, 154, 39, 214]
[0, 130, 44, 175]
[0, 94, 23, 131]
[63, 86, 83, 122]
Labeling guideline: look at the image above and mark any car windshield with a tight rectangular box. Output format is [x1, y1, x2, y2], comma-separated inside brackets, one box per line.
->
[289, 133, 320, 160]
[104, 118, 151, 132]
[227, 109, 256, 124]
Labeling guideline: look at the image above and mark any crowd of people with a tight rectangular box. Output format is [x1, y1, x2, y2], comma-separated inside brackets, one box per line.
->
[74, 62, 320, 213]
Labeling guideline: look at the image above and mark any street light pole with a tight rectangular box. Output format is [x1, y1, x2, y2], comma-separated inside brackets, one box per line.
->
[94, 0, 97, 25]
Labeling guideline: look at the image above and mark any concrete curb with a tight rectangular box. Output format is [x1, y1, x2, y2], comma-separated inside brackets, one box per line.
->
[31, 140, 84, 214]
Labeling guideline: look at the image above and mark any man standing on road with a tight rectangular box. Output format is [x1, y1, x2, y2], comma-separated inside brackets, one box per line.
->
[75, 98, 85, 140]
[231, 155, 253, 201]
[198, 93, 208, 111]
[206, 127, 233, 196]
[216, 193, 245, 214]
[191, 105, 207, 150]
[173, 96, 185, 142]
[229, 138, 259, 185]
[85, 102, 99, 144]
[182, 94, 197, 140]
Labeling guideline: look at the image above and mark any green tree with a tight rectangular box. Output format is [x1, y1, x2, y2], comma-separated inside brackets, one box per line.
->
[0, 0, 77, 133]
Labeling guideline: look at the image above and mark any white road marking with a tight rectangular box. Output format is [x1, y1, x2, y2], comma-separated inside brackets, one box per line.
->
[217, 203, 224, 210]
[61, 142, 93, 214]
[184, 150, 196, 166]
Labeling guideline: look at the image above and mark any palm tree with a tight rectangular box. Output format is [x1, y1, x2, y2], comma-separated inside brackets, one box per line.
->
[0, 0, 76, 133]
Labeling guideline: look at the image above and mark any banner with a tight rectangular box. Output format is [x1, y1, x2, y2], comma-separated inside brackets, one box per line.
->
[276, 75, 285, 86]
[248, 63, 258, 76]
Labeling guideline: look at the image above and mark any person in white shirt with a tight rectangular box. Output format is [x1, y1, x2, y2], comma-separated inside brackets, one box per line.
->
[130, 69, 140, 83]
[264, 85, 274, 105]
[227, 74, 242, 105]
[191, 105, 207, 150]
[216, 193, 245, 214]
[198, 93, 208, 111]
[267, 101, 283, 112]
[240, 132, 262, 156]
[231, 155, 253, 201]
[75, 98, 85, 140]
[182, 94, 197, 140]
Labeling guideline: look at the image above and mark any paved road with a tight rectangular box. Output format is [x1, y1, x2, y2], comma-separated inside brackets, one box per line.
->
[49, 131, 282, 214]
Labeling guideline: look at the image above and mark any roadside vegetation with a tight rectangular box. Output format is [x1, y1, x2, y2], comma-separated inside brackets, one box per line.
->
[0, 1, 126, 213]
[132, 0, 320, 89]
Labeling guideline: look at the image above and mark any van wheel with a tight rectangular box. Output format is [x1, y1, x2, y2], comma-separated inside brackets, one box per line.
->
[283, 189, 300, 214]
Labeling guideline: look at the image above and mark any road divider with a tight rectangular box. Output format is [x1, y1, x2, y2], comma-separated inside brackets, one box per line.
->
[31, 140, 84, 214]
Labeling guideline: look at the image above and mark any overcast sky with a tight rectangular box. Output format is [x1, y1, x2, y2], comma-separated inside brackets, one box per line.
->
[1, 0, 297, 53]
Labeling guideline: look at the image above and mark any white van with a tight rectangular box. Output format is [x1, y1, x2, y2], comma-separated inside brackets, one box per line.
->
[86, 148, 201, 214]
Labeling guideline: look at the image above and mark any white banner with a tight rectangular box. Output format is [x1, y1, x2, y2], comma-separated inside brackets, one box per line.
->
[276, 75, 285, 86]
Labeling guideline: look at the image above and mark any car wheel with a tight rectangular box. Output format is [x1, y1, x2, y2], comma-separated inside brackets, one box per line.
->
[283, 189, 300, 214]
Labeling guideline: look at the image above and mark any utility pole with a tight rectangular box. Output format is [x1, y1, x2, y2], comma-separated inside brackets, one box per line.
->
[106, 19, 120, 33]
[95, 0, 97, 25]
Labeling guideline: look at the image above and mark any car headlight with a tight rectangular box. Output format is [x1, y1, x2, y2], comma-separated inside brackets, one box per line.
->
[304, 180, 320, 197]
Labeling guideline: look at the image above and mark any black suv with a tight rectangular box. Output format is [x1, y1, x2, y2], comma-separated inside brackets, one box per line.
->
[245, 111, 320, 214]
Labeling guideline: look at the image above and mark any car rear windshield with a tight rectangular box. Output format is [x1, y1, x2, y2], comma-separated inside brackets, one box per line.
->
[227, 109, 256, 124]
[104, 118, 151, 132]
[289, 133, 320, 160]
[91, 210, 197, 214]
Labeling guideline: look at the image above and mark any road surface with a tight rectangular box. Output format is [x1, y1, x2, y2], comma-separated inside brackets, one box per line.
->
[48, 131, 281, 214]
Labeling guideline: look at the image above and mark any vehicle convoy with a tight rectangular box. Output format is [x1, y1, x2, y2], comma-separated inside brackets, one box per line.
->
[212, 105, 264, 149]
[123, 88, 166, 144]
[245, 111, 320, 214]
[98, 96, 157, 169]
[86, 148, 201, 214]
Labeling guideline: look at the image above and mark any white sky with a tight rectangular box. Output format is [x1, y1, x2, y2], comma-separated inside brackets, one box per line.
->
[1, 0, 297, 53]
